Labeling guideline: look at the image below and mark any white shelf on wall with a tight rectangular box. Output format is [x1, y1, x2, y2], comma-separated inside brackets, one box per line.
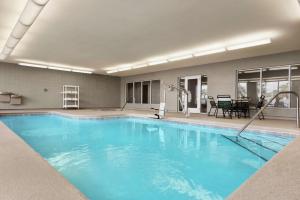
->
[62, 85, 79, 109]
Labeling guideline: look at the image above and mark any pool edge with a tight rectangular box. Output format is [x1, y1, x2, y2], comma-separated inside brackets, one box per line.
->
[0, 110, 299, 200]
[0, 122, 88, 200]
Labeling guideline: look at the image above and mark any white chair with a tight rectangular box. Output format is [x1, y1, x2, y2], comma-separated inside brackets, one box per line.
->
[151, 102, 166, 119]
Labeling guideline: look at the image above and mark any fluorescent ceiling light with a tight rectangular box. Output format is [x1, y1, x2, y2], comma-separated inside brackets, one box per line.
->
[6, 36, 20, 48]
[107, 70, 119, 74]
[3, 47, 13, 55]
[18, 62, 47, 68]
[0, 54, 7, 60]
[19, 0, 44, 26]
[48, 66, 72, 71]
[105, 36, 273, 74]
[32, 0, 50, 5]
[18, 61, 93, 74]
[11, 22, 29, 39]
[72, 70, 92, 74]
[168, 54, 193, 62]
[227, 38, 271, 51]
[132, 63, 148, 69]
[193, 48, 226, 57]
[117, 67, 132, 72]
[0, 0, 49, 59]
[149, 60, 168, 66]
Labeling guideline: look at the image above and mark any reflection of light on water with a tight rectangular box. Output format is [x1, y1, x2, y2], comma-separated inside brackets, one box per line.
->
[105, 145, 136, 168]
[153, 175, 223, 200]
[47, 145, 90, 171]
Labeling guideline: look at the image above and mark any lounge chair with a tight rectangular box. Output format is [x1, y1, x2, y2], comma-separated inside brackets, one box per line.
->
[151, 103, 166, 119]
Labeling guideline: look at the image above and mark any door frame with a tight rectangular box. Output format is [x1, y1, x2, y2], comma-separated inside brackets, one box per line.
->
[183, 75, 202, 113]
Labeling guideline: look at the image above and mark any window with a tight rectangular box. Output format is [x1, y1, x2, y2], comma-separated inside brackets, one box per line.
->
[125, 80, 160, 104]
[142, 81, 151, 104]
[237, 65, 300, 109]
[126, 83, 133, 103]
[237, 69, 261, 105]
[291, 65, 300, 108]
[262, 66, 289, 108]
[134, 82, 141, 104]
[151, 80, 160, 104]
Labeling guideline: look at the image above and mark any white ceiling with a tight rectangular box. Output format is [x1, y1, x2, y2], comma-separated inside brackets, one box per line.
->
[1, 0, 300, 76]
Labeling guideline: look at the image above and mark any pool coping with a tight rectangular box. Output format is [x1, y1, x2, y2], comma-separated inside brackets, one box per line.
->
[0, 110, 299, 200]
[0, 121, 87, 200]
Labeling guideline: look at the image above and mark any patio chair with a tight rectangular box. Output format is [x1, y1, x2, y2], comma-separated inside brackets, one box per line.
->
[208, 96, 217, 116]
[151, 102, 166, 119]
[216, 95, 233, 118]
[256, 95, 265, 120]
[233, 97, 250, 118]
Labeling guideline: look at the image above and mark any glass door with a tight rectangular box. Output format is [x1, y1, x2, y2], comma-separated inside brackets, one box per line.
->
[178, 75, 208, 114]
[185, 75, 201, 113]
[200, 75, 208, 113]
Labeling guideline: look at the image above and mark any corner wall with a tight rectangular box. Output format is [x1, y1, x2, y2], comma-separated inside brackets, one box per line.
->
[0, 62, 121, 109]
[121, 50, 300, 118]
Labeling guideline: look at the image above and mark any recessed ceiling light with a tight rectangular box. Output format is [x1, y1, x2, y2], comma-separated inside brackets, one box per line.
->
[193, 48, 226, 57]
[148, 60, 168, 66]
[226, 38, 271, 51]
[168, 54, 193, 62]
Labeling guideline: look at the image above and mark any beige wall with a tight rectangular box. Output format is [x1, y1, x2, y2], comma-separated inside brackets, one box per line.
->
[121, 50, 300, 119]
[0, 62, 120, 109]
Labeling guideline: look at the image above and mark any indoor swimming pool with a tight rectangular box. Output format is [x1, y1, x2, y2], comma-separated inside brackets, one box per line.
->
[0, 115, 294, 200]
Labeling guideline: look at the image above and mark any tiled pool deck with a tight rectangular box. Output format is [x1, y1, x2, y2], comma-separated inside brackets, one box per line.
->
[0, 109, 299, 200]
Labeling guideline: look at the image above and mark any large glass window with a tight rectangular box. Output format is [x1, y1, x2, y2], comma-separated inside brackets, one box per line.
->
[291, 65, 300, 108]
[126, 80, 160, 104]
[126, 83, 133, 103]
[134, 82, 141, 104]
[237, 65, 300, 109]
[142, 81, 151, 104]
[237, 69, 261, 105]
[262, 66, 289, 108]
[151, 80, 161, 104]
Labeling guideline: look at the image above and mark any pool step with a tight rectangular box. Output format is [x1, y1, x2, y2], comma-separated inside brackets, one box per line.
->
[222, 135, 277, 161]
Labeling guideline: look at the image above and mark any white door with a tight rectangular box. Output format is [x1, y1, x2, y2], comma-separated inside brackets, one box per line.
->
[185, 75, 201, 113]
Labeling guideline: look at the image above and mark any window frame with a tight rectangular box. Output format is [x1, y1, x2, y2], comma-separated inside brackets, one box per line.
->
[125, 79, 160, 105]
[236, 64, 300, 109]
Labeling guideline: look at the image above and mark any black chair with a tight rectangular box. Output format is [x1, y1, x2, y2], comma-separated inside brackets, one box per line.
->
[233, 98, 250, 118]
[208, 96, 217, 116]
[256, 95, 265, 120]
[216, 95, 233, 118]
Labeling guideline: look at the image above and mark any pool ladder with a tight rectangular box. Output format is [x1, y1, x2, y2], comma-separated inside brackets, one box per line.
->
[236, 91, 300, 139]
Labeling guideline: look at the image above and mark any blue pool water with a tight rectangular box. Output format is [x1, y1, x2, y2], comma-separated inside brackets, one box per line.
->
[0, 115, 294, 200]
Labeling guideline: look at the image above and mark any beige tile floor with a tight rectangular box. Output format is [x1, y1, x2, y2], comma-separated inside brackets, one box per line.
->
[0, 108, 299, 200]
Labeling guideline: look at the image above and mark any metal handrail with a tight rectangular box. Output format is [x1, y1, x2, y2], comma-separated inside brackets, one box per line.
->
[237, 91, 299, 138]
[121, 102, 127, 111]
